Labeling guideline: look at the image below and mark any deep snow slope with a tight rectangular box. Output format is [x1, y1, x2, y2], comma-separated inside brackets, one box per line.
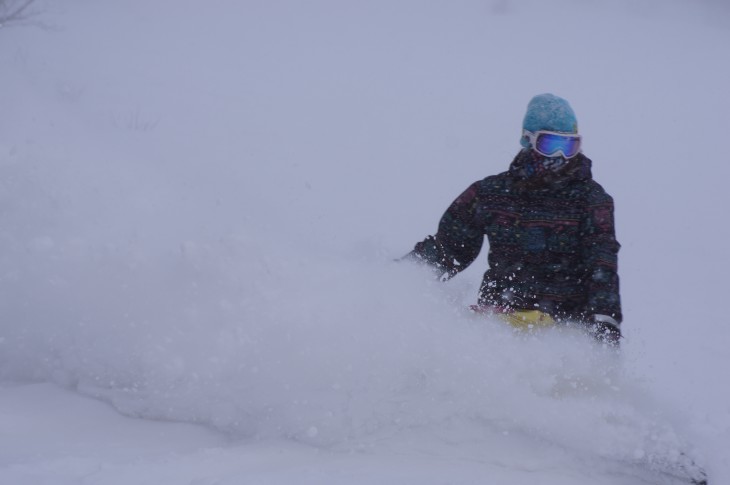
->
[0, 382, 709, 485]
[1, 0, 729, 483]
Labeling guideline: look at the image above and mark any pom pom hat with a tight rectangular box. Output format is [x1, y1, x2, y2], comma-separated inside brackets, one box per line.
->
[520, 94, 578, 149]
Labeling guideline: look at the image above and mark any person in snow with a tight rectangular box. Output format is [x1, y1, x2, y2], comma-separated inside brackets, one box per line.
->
[405, 94, 622, 345]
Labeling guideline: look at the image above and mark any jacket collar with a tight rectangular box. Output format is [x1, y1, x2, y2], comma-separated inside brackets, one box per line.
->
[508, 149, 593, 190]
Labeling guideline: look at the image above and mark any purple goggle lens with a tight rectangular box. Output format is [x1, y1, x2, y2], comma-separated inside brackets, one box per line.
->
[525, 130, 582, 159]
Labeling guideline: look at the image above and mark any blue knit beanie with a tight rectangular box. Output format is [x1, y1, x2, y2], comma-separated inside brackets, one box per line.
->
[520, 94, 578, 148]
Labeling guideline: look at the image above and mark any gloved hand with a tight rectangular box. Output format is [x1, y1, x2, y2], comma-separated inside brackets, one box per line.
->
[590, 315, 621, 347]
[396, 238, 454, 281]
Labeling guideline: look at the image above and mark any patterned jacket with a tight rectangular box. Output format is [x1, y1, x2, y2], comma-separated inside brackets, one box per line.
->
[410, 149, 622, 324]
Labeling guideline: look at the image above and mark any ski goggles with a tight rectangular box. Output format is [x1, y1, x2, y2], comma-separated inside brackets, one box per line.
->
[523, 130, 582, 159]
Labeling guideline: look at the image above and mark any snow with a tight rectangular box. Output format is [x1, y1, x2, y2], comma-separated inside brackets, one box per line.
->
[1, 0, 730, 483]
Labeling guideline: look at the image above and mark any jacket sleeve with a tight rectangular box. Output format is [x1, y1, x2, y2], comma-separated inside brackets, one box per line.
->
[408, 182, 484, 279]
[581, 185, 623, 323]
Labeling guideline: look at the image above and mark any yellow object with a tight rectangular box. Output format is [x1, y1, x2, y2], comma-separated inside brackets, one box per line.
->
[498, 310, 555, 330]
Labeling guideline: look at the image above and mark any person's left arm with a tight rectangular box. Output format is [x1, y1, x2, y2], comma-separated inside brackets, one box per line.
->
[581, 184, 623, 341]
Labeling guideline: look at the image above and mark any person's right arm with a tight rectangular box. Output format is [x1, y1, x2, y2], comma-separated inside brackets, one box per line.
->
[405, 182, 484, 280]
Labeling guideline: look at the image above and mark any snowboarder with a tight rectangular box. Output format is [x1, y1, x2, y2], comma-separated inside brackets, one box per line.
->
[404, 94, 622, 345]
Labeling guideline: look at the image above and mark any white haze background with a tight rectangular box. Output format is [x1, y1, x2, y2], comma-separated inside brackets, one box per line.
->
[1, 0, 729, 483]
